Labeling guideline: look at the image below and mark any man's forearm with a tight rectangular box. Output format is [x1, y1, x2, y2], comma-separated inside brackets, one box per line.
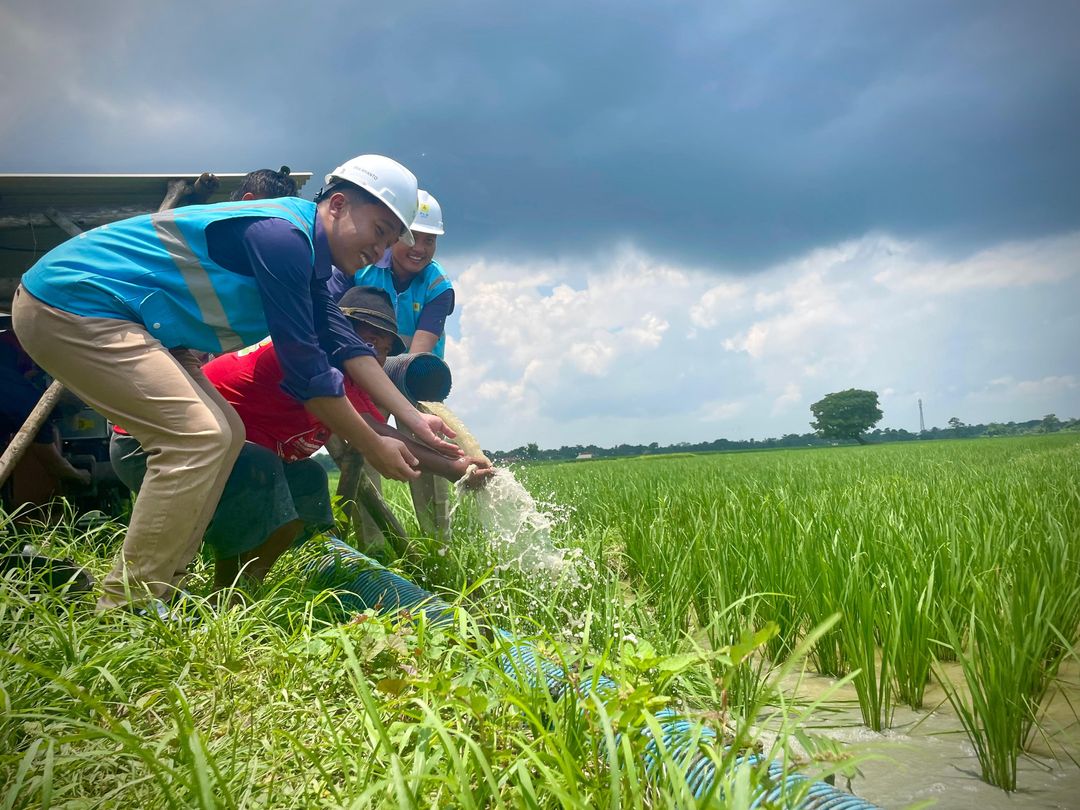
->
[341, 355, 461, 457]
[363, 415, 460, 480]
[305, 392, 420, 481]
[409, 330, 439, 354]
[29, 442, 87, 482]
[343, 355, 417, 418]
[304, 395, 383, 454]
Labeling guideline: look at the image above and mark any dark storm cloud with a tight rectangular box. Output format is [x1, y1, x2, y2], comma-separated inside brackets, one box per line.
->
[2, 0, 1078, 267]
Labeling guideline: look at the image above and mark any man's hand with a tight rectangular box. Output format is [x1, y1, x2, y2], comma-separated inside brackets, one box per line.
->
[451, 456, 495, 490]
[401, 411, 462, 457]
[56, 462, 92, 486]
[366, 435, 421, 481]
[342, 356, 463, 457]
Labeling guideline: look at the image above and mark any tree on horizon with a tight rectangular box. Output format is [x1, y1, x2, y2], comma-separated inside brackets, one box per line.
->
[810, 389, 883, 445]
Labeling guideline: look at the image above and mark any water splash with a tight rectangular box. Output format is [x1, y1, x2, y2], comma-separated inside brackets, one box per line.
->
[453, 467, 579, 582]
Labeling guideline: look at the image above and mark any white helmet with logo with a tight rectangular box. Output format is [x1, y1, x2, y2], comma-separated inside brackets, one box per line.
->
[411, 190, 445, 235]
[325, 155, 419, 246]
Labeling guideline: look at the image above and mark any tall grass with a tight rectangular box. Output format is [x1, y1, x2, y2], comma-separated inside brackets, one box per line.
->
[935, 513, 1080, 791]
[1, 515, 848, 807]
[2, 434, 1078, 802]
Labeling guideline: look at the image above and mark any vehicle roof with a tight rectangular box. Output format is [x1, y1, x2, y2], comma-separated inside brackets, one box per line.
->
[0, 172, 312, 313]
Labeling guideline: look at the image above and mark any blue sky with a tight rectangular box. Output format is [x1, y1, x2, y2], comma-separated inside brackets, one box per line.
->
[2, 1, 1078, 449]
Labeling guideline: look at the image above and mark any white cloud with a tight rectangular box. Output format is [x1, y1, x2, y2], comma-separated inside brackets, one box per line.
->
[568, 336, 616, 376]
[690, 281, 747, 328]
[977, 375, 1078, 399]
[440, 230, 1080, 450]
[626, 313, 670, 348]
[872, 232, 1080, 294]
[955, 375, 1079, 425]
[697, 400, 746, 422]
[772, 383, 802, 414]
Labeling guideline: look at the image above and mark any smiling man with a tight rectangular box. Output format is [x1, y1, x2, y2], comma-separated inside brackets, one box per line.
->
[329, 190, 453, 357]
[326, 190, 455, 540]
[110, 286, 491, 595]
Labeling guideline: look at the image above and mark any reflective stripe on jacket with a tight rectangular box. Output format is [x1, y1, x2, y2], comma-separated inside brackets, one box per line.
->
[354, 259, 453, 357]
[20, 198, 317, 354]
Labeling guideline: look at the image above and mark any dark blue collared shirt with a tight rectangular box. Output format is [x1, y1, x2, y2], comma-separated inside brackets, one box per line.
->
[206, 215, 374, 401]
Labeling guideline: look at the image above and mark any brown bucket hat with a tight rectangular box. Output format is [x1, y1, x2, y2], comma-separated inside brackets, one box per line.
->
[338, 286, 407, 356]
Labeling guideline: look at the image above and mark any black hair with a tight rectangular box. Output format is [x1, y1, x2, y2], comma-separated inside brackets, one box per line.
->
[313, 181, 405, 237]
[229, 166, 299, 201]
[313, 180, 382, 208]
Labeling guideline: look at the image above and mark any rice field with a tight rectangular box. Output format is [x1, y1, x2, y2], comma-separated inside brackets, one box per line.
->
[511, 435, 1080, 794]
[2, 434, 1078, 807]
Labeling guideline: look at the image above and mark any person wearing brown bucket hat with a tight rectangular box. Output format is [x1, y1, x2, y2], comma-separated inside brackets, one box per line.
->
[338, 286, 408, 358]
[336, 286, 455, 553]
[111, 284, 492, 596]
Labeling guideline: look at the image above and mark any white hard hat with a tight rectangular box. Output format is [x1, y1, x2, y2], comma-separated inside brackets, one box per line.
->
[410, 190, 445, 235]
[325, 154, 419, 247]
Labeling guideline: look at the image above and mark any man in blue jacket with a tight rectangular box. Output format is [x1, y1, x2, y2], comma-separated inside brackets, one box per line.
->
[357, 190, 453, 356]
[13, 155, 460, 612]
[327, 190, 456, 540]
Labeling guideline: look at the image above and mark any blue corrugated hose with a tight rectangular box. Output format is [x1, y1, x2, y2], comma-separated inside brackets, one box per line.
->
[311, 537, 880, 808]
[497, 631, 881, 808]
[308, 537, 454, 625]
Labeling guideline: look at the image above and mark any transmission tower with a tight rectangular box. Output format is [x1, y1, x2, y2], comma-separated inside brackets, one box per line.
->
[918, 399, 926, 434]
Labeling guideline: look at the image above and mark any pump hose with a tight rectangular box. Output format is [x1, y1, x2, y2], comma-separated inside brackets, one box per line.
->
[308, 537, 454, 625]
[309, 537, 881, 809]
[383, 352, 452, 403]
[498, 632, 881, 808]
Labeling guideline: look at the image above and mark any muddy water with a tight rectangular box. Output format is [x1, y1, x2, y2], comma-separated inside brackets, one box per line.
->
[777, 658, 1080, 808]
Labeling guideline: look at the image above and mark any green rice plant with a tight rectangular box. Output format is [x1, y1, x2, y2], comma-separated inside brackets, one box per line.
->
[936, 563, 1080, 792]
[936, 603, 1021, 791]
[804, 530, 852, 679]
[839, 550, 897, 732]
[699, 593, 780, 718]
[890, 561, 936, 709]
[3, 434, 1078, 803]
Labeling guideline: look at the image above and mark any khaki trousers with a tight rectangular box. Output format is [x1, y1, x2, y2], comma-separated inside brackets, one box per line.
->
[12, 287, 246, 609]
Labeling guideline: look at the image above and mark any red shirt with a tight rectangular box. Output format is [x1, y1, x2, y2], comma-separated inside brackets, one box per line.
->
[203, 339, 384, 462]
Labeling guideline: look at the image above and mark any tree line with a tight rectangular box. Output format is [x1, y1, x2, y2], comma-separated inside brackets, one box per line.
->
[310, 387, 1077, 469]
[486, 415, 1075, 463]
[487, 388, 1077, 463]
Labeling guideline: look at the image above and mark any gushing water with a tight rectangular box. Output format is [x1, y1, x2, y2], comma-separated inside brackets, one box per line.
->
[452, 467, 580, 583]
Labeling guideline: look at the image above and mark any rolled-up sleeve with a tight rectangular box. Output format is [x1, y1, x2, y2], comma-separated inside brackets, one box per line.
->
[242, 219, 373, 401]
[313, 274, 379, 368]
